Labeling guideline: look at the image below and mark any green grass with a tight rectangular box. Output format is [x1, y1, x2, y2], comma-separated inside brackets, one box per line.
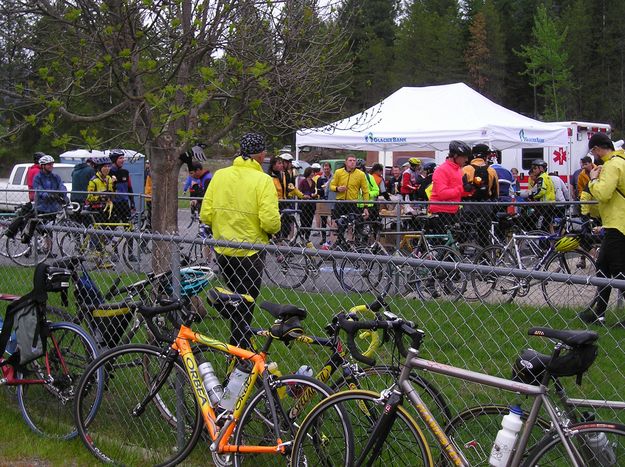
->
[2, 265, 624, 465]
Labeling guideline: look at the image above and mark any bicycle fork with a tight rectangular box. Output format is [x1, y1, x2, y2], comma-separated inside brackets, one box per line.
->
[355, 388, 403, 467]
[131, 347, 178, 417]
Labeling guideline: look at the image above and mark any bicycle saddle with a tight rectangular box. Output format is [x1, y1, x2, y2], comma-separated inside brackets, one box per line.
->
[261, 302, 306, 341]
[528, 327, 599, 347]
[207, 288, 254, 319]
[260, 302, 307, 320]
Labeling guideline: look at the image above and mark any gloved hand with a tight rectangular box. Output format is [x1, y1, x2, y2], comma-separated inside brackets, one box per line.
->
[179, 143, 208, 165]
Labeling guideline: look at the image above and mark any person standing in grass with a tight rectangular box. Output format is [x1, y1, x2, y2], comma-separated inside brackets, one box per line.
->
[200, 133, 280, 348]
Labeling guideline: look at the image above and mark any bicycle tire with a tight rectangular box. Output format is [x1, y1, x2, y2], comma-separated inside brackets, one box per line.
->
[16, 321, 104, 440]
[53, 219, 83, 250]
[74, 344, 202, 466]
[338, 247, 385, 293]
[58, 231, 85, 257]
[341, 365, 452, 425]
[290, 389, 432, 466]
[541, 249, 598, 312]
[443, 404, 552, 466]
[522, 421, 625, 466]
[121, 237, 148, 273]
[471, 245, 519, 304]
[6, 231, 52, 266]
[264, 239, 309, 289]
[232, 374, 334, 466]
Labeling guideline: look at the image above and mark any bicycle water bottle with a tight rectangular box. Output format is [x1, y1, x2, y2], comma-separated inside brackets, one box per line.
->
[288, 365, 313, 398]
[198, 361, 223, 406]
[218, 360, 252, 412]
[581, 412, 616, 466]
[489, 405, 523, 467]
[267, 362, 286, 399]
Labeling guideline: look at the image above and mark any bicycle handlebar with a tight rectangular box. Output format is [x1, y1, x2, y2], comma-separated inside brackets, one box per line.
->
[336, 312, 421, 366]
[136, 300, 184, 342]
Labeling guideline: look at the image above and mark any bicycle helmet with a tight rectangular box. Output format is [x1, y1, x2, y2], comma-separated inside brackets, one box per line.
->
[93, 156, 112, 169]
[164, 267, 215, 297]
[356, 159, 366, 170]
[38, 154, 55, 166]
[531, 159, 548, 168]
[33, 151, 46, 163]
[472, 144, 491, 157]
[554, 235, 581, 253]
[449, 140, 472, 157]
[408, 157, 421, 166]
[109, 149, 125, 164]
[423, 162, 437, 174]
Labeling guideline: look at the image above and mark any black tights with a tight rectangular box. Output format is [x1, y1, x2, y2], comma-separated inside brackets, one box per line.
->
[216, 252, 265, 349]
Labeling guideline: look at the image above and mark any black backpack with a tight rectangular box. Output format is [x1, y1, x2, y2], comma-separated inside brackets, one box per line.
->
[470, 164, 491, 200]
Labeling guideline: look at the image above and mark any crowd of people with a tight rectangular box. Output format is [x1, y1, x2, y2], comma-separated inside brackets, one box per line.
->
[15, 131, 625, 339]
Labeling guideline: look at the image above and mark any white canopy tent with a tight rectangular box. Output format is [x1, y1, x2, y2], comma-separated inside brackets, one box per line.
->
[296, 83, 568, 154]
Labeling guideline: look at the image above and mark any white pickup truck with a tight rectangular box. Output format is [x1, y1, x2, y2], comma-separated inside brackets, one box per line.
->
[0, 163, 74, 211]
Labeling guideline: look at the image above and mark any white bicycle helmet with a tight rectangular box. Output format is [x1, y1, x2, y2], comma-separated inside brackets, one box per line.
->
[38, 154, 55, 165]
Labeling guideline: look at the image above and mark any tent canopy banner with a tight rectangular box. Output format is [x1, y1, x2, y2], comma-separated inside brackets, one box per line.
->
[296, 83, 568, 152]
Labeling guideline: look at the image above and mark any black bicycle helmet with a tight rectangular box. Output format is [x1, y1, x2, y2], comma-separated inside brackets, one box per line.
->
[33, 152, 46, 163]
[356, 159, 366, 170]
[449, 140, 472, 157]
[531, 159, 548, 168]
[109, 149, 125, 164]
[423, 162, 437, 174]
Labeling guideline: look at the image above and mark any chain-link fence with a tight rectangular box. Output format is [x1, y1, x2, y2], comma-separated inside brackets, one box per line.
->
[1, 190, 624, 462]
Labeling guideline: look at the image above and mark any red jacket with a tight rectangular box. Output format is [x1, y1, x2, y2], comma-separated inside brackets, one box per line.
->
[429, 159, 468, 214]
[26, 164, 41, 201]
[400, 168, 419, 195]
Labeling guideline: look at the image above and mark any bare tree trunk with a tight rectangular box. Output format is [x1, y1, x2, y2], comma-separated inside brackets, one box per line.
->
[149, 137, 181, 273]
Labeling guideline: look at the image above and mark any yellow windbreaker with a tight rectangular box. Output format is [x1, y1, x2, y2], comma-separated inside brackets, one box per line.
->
[330, 168, 369, 202]
[200, 156, 281, 256]
[588, 149, 625, 236]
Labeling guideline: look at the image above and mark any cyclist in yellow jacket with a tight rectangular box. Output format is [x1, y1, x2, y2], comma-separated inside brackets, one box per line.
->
[85, 157, 115, 220]
[330, 154, 369, 220]
[580, 133, 625, 326]
[200, 133, 280, 348]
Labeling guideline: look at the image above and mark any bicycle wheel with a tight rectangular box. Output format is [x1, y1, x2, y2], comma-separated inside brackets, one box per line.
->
[524, 421, 625, 466]
[6, 230, 52, 266]
[541, 249, 597, 312]
[121, 237, 149, 272]
[443, 405, 551, 466]
[339, 247, 385, 293]
[74, 344, 202, 466]
[232, 374, 334, 466]
[471, 245, 520, 304]
[429, 246, 467, 300]
[53, 219, 83, 252]
[16, 321, 103, 440]
[58, 231, 86, 257]
[291, 389, 432, 466]
[264, 239, 309, 288]
[340, 366, 452, 425]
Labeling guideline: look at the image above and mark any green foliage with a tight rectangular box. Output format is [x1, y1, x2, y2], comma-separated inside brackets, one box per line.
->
[516, 4, 572, 120]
